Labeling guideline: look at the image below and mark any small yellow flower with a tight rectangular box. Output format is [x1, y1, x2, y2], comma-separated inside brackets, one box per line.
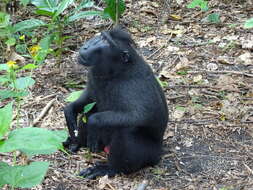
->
[6, 60, 17, 68]
[29, 45, 41, 57]
[19, 35, 25, 40]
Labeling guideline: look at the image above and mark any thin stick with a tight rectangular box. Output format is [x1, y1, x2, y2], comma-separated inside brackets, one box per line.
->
[32, 99, 55, 126]
[188, 70, 253, 77]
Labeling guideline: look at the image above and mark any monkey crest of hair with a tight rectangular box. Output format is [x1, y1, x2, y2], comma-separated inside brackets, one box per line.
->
[63, 26, 169, 179]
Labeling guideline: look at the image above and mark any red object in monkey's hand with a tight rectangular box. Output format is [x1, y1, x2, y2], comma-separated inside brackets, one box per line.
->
[104, 146, 110, 154]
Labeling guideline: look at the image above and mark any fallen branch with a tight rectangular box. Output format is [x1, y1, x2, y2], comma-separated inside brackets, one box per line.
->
[32, 99, 55, 126]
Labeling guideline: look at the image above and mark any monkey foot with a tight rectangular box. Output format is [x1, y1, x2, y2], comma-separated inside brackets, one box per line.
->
[79, 163, 117, 179]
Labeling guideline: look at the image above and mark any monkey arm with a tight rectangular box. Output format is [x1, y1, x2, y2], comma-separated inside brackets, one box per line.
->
[64, 90, 92, 143]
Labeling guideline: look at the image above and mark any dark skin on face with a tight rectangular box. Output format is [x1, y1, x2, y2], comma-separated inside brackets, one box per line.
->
[63, 26, 169, 179]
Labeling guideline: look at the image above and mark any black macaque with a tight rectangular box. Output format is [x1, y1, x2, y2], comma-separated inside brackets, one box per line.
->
[63, 26, 168, 179]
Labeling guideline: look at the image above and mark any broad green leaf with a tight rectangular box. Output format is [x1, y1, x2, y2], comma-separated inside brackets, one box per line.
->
[5, 37, 16, 46]
[0, 12, 10, 28]
[68, 11, 102, 22]
[207, 13, 220, 23]
[187, 0, 208, 11]
[20, 0, 31, 6]
[13, 19, 46, 33]
[9, 76, 35, 90]
[83, 102, 96, 113]
[31, 0, 58, 14]
[16, 44, 27, 54]
[65, 90, 83, 102]
[103, 0, 126, 21]
[0, 90, 28, 100]
[0, 102, 13, 139]
[55, 0, 74, 17]
[0, 77, 9, 84]
[21, 64, 38, 70]
[35, 9, 55, 17]
[0, 64, 8, 71]
[0, 161, 49, 188]
[0, 127, 67, 156]
[244, 18, 253, 29]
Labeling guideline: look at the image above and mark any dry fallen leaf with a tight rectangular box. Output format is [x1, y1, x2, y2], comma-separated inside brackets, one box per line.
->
[173, 109, 185, 119]
[237, 52, 253, 65]
[98, 175, 111, 189]
[193, 75, 203, 83]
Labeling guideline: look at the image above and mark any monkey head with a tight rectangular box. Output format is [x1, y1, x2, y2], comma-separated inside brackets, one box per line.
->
[78, 29, 130, 67]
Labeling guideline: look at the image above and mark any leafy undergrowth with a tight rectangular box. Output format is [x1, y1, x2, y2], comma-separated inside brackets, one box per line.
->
[1, 0, 253, 189]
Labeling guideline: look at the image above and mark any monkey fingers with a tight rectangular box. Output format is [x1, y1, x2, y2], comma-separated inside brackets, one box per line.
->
[63, 137, 80, 153]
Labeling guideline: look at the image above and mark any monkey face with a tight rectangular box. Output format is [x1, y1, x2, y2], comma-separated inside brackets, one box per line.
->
[78, 34, 111, 67]
[78, 31, 130, 67]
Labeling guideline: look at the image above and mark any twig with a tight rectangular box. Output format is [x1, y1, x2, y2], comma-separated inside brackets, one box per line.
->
[136, 180, 148, 190]
[169, 119, 218, 124]
[32, 99, 55, 126]
[147, 46, 165, 59]
[188, 70, 253, 77]
[244, 163, 253, 175]
[167, 85, 218, 89]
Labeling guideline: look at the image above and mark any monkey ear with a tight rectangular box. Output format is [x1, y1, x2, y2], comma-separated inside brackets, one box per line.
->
[122, 51, 130, 63]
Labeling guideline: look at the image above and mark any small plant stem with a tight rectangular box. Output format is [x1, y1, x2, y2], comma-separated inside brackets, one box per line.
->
[115, 0, 119, 25]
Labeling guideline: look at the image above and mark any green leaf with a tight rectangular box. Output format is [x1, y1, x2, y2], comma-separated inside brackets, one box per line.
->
[176, 106, 186, 111]
[103, 0, 126, 21]
[68, 11, 102, 22]
[0, 161, 49, 188]
[207, 13, 220, 23]
[0, 127, 67, 156]
[83, 102, 96, 114]
[65, 90, 83, 102]
[0, 90, 28, 100]
[0, 77, 9, 84]
[9, 76, 35, 90]
[0, 102, 13, 139]
[244, 17, 253, 29]
[31, 0, 58, 15]
[187, 0, 208, 11]
[21, 64, 38, 70]
[5, 37, 16, 46]
[156, 77, 168, 88]
[0, 12, 10, 28]
[34, 35, 53, 64]
[74, 0, 94, 12]
[0, 64, 8, 71]
[55, 0, 74, 17]
[20, 0, 31, 6]
[13, 19, 46, 33]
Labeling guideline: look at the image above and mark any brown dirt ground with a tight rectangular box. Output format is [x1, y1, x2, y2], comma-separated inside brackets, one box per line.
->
[1, 0, 253, 189]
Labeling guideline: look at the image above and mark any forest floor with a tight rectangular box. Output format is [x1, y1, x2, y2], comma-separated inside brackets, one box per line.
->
[1, 0, 253, 190]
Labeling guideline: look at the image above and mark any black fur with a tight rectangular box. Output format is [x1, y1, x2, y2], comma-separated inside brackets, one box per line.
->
[63, 27, 168, 179]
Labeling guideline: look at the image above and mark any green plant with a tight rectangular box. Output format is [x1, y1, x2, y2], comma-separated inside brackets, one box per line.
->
[103, 0, 126, 25]
[187, 0, 222, 24]
[187, 0, 208, 11]
[0, 125, 67, 189]
[244, 17, 253, 29]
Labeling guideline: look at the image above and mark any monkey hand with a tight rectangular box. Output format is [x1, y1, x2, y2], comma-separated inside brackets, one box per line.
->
[63, 136, 80, 153]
